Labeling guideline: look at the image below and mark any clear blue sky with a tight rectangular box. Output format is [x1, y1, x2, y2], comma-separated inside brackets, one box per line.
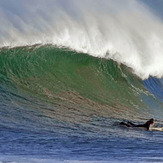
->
[142, 0, 163, 18]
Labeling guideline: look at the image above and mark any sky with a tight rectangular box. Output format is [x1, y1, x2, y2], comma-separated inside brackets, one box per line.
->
[142, 0, 163, 18]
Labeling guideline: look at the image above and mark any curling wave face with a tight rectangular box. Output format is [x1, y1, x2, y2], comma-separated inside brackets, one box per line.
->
[0, 45, 162, 127]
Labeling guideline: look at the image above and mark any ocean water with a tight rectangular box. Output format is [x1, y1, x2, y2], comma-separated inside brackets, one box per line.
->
[0, 0, 163, 163]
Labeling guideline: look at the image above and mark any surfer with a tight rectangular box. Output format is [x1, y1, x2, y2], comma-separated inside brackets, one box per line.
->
[120, 118, 154, 130]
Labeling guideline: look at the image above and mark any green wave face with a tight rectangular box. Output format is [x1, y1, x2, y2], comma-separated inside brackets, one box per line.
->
[0, 46, 149, 121]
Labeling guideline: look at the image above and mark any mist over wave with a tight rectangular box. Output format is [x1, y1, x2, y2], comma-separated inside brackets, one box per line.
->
[0, 0, 163, 79]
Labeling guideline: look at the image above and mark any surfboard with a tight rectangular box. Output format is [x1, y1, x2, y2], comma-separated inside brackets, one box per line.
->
[150, 127, 163, 131]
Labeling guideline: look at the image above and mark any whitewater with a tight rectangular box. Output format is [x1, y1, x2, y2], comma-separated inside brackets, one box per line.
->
[0, 0, 163, 163]
[0, 0, 163, 79]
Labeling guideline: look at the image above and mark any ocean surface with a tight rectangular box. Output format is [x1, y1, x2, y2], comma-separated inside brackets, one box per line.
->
[0, 0, 163, 162]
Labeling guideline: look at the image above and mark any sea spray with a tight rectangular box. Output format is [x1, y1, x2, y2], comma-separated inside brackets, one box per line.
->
[0, 0, 163, 79]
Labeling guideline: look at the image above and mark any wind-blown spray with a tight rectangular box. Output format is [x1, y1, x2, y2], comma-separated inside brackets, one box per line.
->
[0, 0, 163, 79]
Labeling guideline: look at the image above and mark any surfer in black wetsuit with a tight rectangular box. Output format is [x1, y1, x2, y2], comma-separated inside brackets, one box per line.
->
[120, 118, 154, 130]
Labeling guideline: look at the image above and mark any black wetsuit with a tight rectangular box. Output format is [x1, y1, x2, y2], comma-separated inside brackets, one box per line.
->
[120, 119, 154, 130]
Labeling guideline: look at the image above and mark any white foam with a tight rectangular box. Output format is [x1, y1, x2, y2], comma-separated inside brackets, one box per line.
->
[0, 155, 127, 163]
[0, 0, 163, 79]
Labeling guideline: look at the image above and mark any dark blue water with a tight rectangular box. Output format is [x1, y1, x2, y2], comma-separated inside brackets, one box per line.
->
[1, 116, 163, 163]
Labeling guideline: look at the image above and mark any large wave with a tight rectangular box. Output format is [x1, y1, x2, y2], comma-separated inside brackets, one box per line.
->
[0, 0, 163, 79]
[0, 45, 162, 122]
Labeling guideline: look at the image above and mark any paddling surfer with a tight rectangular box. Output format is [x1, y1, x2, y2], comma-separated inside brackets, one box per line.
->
[120, 118, 154, 130]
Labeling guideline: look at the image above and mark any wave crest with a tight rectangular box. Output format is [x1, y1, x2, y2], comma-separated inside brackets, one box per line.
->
[0, 0, 163, 79]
